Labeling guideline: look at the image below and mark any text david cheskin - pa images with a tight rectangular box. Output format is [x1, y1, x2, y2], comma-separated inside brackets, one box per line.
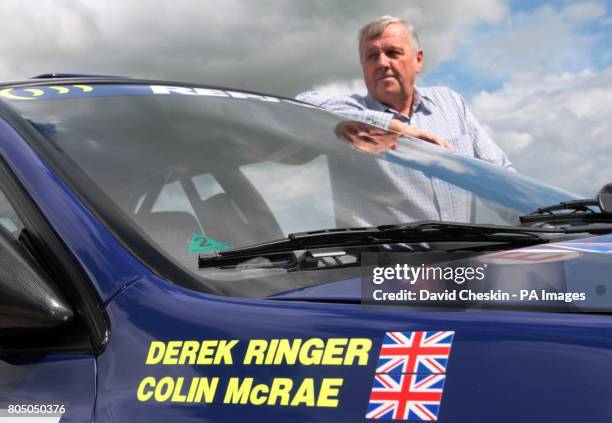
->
[364, 260, 589, 307]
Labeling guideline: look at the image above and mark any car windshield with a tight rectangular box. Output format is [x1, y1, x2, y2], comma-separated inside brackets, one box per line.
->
[4, 82, 579, 297]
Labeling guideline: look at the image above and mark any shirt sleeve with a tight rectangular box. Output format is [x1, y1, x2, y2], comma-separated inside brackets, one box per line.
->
[453, 90, 515, 171]
[295, 91, 394, 129]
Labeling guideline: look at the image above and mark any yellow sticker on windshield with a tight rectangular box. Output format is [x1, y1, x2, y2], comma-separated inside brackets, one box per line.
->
[0, 85, 94, 100]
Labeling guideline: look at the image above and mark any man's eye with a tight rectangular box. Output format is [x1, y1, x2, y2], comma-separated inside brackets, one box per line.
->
[368, 52, 379, 60]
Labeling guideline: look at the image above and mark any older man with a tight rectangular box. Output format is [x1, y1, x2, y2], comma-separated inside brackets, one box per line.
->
[296, 16, 514, 225]
[297, 16, 513, 169]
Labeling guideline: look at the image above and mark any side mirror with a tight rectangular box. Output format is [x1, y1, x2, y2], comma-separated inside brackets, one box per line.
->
[0, 225, 73, 332]
[597, 183, 612, 214]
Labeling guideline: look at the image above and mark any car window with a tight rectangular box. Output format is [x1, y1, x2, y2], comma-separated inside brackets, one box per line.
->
[151, 180, 196, 216]
[5, 84, 579, 299]
[0, 189, 23, 237]
[192, 174, 225, 201]
[240, 155, 335, 235]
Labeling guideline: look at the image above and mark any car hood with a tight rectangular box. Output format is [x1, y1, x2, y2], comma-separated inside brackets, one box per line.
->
[267, 233, 612, 310]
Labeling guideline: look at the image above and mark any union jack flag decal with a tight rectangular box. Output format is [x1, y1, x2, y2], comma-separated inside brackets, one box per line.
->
[376, 331, 454, 374]
[367, 331, 454, 421]
[367, 373, 445, 421]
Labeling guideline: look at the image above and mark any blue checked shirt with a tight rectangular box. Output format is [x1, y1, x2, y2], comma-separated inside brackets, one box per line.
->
[296, 86, 514, 225]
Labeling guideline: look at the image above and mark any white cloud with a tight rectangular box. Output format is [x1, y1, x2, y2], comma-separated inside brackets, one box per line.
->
[472, 67, 612, 196]
[0, 0, 507, 96]
[460, 2, 607, 78]
[3, 0, 608, 200]
[312, 78, 367, 97]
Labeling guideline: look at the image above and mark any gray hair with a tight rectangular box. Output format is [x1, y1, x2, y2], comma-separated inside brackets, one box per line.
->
[358, 16, 420, 58]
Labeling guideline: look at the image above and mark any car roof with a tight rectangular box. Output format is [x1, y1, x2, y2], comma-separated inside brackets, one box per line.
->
[0, 75, 306, 106]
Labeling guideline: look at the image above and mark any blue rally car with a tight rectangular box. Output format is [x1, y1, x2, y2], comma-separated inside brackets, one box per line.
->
[0, 75, 611, 422]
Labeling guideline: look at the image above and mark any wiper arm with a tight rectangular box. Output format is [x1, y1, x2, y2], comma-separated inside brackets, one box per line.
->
[198, 221, 561, 268]
[520, 199, 609, 223]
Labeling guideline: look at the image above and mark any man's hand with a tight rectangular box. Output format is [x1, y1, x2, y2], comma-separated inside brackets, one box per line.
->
[389, 119, 453, 150]
[335, 121, 399, 154]
[334, 119, 452, 155]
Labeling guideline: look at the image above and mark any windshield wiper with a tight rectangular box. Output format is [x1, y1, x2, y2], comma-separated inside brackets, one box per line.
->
[520, 199, 611, 223]
[198, 221, 562, 268]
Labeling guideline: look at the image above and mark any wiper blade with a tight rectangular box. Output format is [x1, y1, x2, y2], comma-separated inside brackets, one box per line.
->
[198, 221, 561, 268]
[520, 199, 609, 223]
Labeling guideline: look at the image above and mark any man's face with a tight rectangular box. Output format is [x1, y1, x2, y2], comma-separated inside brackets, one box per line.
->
[361, 24, 423, 107]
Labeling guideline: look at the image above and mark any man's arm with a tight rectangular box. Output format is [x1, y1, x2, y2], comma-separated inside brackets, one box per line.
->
[296, 91, 394, 128]
[296, 91, 452, 149]
[453, 90, 515, 170]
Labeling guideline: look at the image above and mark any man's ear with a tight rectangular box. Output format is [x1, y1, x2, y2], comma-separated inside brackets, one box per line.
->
[415, 49, 424, 73]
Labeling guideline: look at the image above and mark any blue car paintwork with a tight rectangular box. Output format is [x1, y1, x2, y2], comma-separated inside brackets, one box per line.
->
[0, 355, 96, 422]
[0, 356, 96, 422]
[1, 105, 612, 422]
[95, 274, 612, 422]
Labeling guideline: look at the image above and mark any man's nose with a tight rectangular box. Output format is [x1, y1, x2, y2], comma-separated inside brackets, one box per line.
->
[376, 53, 391, 68]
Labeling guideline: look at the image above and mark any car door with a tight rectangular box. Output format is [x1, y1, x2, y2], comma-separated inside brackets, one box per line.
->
[93, 271, 612, 422]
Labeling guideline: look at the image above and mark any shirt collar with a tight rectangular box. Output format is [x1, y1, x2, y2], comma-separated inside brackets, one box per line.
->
[365, 86, 434, 117]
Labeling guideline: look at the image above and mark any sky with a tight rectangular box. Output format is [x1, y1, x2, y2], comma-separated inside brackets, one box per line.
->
[1, 0, 611, 196]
